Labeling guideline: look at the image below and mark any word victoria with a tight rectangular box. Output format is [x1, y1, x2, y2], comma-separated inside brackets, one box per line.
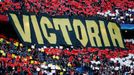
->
[9, 13, 125, 48]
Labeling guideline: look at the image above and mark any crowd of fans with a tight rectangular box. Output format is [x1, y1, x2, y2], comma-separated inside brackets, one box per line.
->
[0, 0, 134, 24]
[0, 37, 133, 75]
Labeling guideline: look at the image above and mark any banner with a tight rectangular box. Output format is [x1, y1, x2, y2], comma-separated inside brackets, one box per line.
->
[8, 13, 125, 48]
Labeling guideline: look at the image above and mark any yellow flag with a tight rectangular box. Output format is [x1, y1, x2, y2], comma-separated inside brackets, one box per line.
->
[14, 42, 19, 47]
[28, 49, 31, 52]
[0, 38, 3, 42]
[31, 60, 34, 64]
[2, 53, 6, 56]
[12, 54, 16, 58]
[56, 56, 59, 60]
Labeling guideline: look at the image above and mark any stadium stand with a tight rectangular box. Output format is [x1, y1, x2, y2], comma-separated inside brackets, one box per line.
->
[0, 0, 133, 24]
[0, 37, 134, 75]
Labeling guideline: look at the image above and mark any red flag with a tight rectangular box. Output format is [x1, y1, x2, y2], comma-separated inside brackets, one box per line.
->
[71, 49, 79, 55]
[68, 56, 74, 62]
[83, 59, 90, 63]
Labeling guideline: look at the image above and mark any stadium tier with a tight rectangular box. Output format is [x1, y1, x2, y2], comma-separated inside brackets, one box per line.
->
[0, 0, 133, 24]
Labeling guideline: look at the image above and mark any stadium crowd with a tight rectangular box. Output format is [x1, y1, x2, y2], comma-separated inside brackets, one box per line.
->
[0, 0, 133, 24]
[0, 37, 134, 75]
